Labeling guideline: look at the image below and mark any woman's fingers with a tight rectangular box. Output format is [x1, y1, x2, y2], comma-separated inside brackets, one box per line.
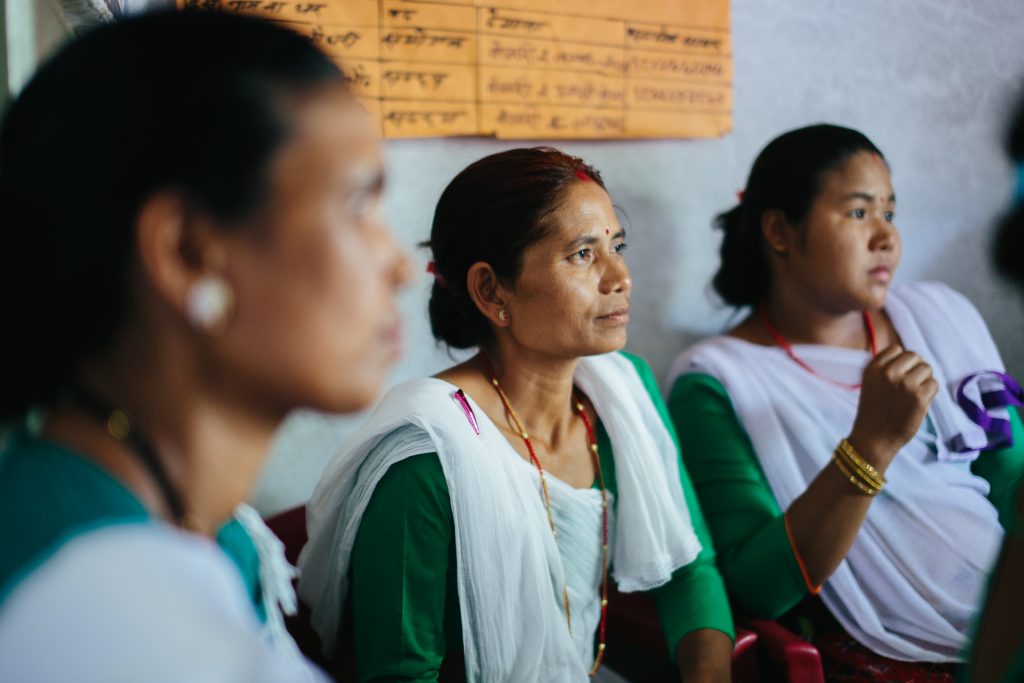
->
[883, 351, 923, 378]
[871, 345, 904, 367]
[904, 361, 934, 388]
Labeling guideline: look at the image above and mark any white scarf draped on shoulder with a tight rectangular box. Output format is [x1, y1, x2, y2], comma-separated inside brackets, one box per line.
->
[298, 352, 702, 682]
[666, 281, 1007, 662]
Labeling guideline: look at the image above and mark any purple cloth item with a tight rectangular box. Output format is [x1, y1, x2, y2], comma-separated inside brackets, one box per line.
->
[951, 371, 1023, 453]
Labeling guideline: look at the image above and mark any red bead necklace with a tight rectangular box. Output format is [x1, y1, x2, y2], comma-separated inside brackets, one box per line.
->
[760, 307, 877, 390]
[482, 356, 609, 676]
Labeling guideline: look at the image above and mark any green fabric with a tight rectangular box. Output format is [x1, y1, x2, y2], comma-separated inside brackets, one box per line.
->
[621, 352, 734, 651]
[667, 372, 1024, 620]
[350, 454, 460, 682]
[962, 497, 1024, 683]
[994, 649, 1024, 683]
[668, 373, 808, 618]
[348, 352, 733, 682]
[0, 429, 265, 620]
[969, 409, 1024, 530]
[217, 516, 267, 622]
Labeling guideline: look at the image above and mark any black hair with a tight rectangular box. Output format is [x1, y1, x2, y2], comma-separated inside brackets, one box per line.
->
[994, 93, 1024, 290]
[0, 10, 347, 419]
[424, 147, 605, 349]
[712, 124, 885, 307]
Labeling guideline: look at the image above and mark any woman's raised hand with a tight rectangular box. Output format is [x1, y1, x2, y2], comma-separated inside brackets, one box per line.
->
[848, 346, 939, 472]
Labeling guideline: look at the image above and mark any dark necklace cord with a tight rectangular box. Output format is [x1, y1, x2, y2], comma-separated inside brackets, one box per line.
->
[64, 383, 187, 524]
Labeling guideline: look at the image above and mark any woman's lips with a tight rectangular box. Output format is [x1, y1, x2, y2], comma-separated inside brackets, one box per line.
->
[597, 308, 630, 323]
[869, 266, 892, 283]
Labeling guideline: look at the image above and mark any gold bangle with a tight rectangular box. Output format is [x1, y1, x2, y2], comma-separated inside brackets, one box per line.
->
[833, 452, 880, 496]
[834, 448, 883, 493]
[838, 438, 885, 482]
[833, 453, 879, 495]
[837, 439, 887, 488]
[835, 451, 885, 491]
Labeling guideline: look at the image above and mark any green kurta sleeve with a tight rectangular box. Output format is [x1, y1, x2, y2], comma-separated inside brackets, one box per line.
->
[667, 372, 810, 619]
[617, 353, 735, 654]
[349, 453, 460, 683]
[970, 407, 1024, 529]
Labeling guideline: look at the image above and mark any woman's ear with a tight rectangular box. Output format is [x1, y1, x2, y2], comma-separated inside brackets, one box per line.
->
[466, 261, 511, 328]
[134, 192, 233, 333]
[761, 208, 792, 256]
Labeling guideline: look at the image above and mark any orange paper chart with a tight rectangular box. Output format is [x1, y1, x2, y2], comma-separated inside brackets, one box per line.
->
[178, 0, 732, 139]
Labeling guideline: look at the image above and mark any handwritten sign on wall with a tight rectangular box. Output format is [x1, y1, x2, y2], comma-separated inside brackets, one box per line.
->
[178, 0, 732, 139]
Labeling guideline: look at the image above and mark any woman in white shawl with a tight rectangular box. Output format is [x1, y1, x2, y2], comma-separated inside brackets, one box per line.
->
[666, 124, 1024, 682]
[299, 148, 735, 682]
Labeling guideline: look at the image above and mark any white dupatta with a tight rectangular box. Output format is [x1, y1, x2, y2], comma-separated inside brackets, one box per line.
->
[667, 281, 1006, 662]
[298, 353, 702, 682]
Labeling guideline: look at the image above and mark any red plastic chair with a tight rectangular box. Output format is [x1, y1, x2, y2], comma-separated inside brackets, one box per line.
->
[741, 618, 824, 683]
[264, 505, 326, 669]
[605, 583, 826, 682]
[606, 583, 759, 681]
[266, 504, 307, 566]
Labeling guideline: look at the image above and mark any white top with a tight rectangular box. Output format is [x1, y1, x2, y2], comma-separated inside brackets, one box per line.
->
[0, 523, 328, 683]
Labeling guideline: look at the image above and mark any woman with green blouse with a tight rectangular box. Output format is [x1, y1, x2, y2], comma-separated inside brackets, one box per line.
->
[299, 148, 734, 682]
[0, 11, 410, 682]
[666, 124, 1024, 682]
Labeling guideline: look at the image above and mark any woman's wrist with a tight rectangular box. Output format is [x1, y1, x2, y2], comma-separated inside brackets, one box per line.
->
[845, 430, 898, 475]
[832, 438, 886, 496]
[674, 628, 733, 683]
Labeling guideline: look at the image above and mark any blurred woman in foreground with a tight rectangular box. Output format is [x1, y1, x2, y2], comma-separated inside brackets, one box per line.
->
[0, 11, 409, 682]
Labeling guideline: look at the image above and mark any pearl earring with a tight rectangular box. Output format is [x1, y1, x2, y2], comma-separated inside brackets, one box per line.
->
[186, 276, 234, 336]
[498, 309, 508, 322]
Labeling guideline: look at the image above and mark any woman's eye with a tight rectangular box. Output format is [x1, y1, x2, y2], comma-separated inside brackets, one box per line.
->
[849, 208, 866, 219]
[884, 211, 895, 222]
[613, 242, 628, 254]
[348, 189, 376, 220]
[571, 248, 592, 262]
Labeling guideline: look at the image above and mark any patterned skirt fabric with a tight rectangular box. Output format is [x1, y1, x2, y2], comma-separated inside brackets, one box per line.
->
[788, 598, 957, 683]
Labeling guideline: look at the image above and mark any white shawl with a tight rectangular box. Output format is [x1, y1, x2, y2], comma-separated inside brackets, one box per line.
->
[666, 281, 1006, 662]
[298, 353, 702, 682]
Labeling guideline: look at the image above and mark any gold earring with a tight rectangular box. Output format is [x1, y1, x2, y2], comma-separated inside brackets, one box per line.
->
[498, 309, 508, 322]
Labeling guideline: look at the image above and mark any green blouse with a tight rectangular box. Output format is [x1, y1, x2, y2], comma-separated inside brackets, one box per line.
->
[667, 372, 1024, 620]
[347, 353, 734, 682]
[0, 428, 265, 620]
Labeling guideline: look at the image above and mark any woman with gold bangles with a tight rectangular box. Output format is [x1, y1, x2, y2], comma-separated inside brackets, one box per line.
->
[299, 147, 735, 682]
[666, 124, 1024, 682]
